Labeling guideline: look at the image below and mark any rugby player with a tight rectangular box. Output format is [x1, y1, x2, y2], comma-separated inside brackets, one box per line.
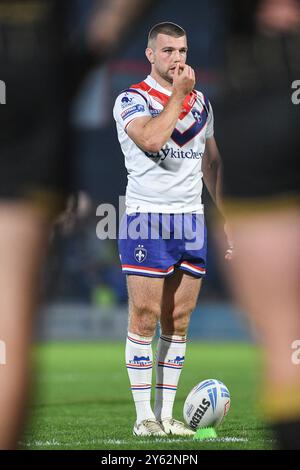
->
[113, 22, 229, 437]
[0, 0, 157, 449]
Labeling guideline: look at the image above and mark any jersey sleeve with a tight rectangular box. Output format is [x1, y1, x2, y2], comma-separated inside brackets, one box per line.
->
[206, 100, 214, 138]
[113, 90, 151, 130]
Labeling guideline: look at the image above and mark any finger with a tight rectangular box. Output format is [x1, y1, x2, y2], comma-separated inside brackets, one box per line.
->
[179, 64, 186, 75]
[189, 67, 195, 85]
[181, 64, 189, 75]
[174, 63, 182, 79]
[191, 67, 195, 82]
[185, 65, 191, 77]
[174, 63, 180, 76]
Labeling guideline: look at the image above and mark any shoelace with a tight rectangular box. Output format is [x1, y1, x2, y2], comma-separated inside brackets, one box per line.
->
[143, 420, 163, 433]
[163, 418, 184, 428]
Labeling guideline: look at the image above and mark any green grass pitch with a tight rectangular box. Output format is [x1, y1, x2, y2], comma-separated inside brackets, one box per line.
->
[21, 341, 274, 450]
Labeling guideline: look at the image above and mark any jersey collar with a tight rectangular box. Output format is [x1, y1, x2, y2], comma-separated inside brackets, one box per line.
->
[144, 75, 172, 96]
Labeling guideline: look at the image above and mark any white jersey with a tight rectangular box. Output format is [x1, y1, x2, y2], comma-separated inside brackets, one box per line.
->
[113, 75, 214, 214]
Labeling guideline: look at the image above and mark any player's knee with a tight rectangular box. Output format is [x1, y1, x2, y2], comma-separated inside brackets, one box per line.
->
[131, 300, 161, 318]
[129, 315, 157, 337]
[129, 301, 161, 336]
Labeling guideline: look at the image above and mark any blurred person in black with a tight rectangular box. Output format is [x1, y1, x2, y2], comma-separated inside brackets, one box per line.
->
[0, 0, 157, 449]
[214, 0, 300, 450]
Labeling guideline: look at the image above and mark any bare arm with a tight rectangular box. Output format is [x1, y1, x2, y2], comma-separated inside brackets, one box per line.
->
[127, 91, 187, 153]
[203, 137, 234, 258]
[202, 136, 223, 214]
[127, 64, 195, 153]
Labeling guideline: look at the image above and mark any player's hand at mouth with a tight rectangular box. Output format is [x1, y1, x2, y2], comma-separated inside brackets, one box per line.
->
[172, 63, 195, 99]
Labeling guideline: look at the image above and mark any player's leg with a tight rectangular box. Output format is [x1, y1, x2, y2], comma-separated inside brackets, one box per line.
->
[126, 274, 166, 436]
[0, 203, 51, 449]
[227, 206, 300, 449]
[154, 270, 202, 435]
[161, 270, 202, 335]
[127, 275, 164, 336]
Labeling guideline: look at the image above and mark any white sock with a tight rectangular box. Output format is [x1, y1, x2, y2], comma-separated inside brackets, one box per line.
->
[126, 332, 156, 424]
[154, 334, 187, 421]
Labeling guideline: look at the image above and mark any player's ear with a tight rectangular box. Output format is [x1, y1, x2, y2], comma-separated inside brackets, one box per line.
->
[145, 47, 154, 64]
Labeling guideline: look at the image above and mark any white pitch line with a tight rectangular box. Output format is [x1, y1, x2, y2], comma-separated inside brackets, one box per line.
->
[20, 436, 249, 447]
[200, 437, 249, 443]
[104, 437, 249, 444]
[19, 439, 61, 447]
[105, 438, 194, 445]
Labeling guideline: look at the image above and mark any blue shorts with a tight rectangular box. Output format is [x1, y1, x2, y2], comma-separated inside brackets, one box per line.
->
[118, 213, 207, 278]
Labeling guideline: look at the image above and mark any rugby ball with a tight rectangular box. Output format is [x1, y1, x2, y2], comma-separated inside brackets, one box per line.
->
[183, 379, 231, 430]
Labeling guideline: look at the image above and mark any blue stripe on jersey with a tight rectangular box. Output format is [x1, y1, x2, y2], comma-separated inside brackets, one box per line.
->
[171, 107, 208, 147]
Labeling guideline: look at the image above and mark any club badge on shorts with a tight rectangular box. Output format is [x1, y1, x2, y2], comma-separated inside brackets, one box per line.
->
[134, 245, 147, 263]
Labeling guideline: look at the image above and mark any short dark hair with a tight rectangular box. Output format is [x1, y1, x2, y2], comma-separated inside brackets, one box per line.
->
[147, 22, 186, 47]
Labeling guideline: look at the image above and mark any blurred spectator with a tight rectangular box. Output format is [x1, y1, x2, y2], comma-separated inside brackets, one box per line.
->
[0, 0, 159, 449]
[213, 0, 300, 450]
